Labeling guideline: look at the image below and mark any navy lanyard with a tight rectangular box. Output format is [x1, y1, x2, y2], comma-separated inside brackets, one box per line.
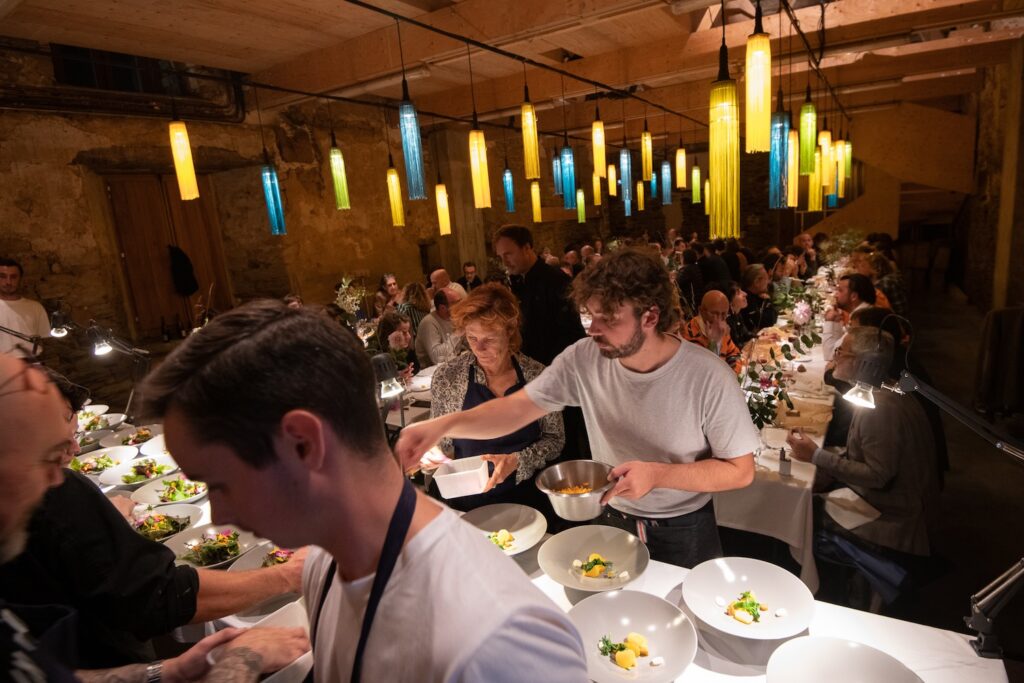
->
[305, 479, 418, 683]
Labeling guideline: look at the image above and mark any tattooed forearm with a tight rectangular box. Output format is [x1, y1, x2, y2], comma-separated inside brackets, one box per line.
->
[76, 664, 148, 683]
[202, 647, 264, 683]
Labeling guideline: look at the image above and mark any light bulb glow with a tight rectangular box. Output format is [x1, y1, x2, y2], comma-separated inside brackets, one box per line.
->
[709, 78, 740, 238]
[607, 164, 618, 197]
[745, 31, 772, 153]
[468, 129, 491, 209]
[387, 166, 405, 226]
[530, 180, 542, 222]
[675, 147, 687, 188]
[435, 182, 451, 235]
[169, 120, 199, 201]
[521, 102, 540, 180]
[593, 173, 602, 206]
[592, 119, 606, 177]
[329, 146, 351, 210]
[787, 129, 799, 208]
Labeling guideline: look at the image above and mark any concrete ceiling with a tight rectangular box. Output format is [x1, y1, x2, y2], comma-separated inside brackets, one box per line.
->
[2, 0, 1022, 141]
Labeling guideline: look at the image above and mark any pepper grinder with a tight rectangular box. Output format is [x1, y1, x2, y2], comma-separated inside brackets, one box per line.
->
[778, 446, 792, 477]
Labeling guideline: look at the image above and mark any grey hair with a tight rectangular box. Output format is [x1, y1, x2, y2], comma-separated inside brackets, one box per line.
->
[845, 326, 894, 368]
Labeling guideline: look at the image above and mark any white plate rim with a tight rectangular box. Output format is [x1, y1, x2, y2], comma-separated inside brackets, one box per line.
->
[460, 503, 547, 556]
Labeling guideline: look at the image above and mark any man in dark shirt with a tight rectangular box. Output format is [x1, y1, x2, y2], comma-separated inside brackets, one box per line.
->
[493, 226, 585, 366]
[493, 225, 589, 463]
[696, 243, 732, 288]
[456, 261, 482, 292]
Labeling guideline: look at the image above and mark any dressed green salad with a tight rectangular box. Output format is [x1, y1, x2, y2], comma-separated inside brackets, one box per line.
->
[70, 453, 119, 474]
[134, 513, 190, 542]
[121, 458, 170, 484]
[181, 531, 240, 566]
[159, 477, 207, 502]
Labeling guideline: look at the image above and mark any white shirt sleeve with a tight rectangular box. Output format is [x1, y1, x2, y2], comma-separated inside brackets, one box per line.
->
[524, 343, 581, 411]
[450, 608, 589, 683]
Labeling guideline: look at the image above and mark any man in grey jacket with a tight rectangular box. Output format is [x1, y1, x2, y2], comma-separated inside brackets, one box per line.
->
[415, 289, 462, 368]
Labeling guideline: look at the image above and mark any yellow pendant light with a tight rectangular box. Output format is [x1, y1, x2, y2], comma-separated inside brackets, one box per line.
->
[435, 181, 451, 235]
[636, 180, 645, 211]
[675, 146, 687, 188]
[704, 179, 711, 216]
[386, 155, 405, 227]
[466, 45, 490, 208]
[786, 128, 799, 208]
[520, 75, 541, 181]
[168, 119, 199, 201]
[818, 118, 833, 189]
[709, 33, 740, 239]
[576, 188, 586, 223]
[641, 117, 653, 182]
[807, 149, 822, 212]
[799, 85, 817, 175]
[745, 1, 771, 153]
[530, 180, 542, 222]
[593, 105, 606, 178]
[592, 173, 602, 206]
[834, 129, 846, 198]
[691, 164, 701, 203]
[607, 163, 618, 196]
[845, 138, 853, 178]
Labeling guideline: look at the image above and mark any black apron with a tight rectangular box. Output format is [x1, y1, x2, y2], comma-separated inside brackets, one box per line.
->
[438, 358, 544, 512]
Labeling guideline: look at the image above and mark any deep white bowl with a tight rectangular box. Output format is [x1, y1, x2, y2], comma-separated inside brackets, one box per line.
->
[538, 525, 649, 592]
[767, 636, 922, 683]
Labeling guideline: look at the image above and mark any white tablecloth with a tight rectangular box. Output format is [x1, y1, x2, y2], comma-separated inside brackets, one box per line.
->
[713, 342, 834, 592]
[519, 549, 1007, 683]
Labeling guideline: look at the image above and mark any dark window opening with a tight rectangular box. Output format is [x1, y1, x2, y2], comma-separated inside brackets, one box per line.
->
[51, 44, 189, 96]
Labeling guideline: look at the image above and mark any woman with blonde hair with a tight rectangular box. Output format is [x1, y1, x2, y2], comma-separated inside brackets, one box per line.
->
[428, 283, 564, 511]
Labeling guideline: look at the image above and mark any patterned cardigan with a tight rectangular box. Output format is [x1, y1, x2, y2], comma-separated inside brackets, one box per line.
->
[430, 350, 565, 484]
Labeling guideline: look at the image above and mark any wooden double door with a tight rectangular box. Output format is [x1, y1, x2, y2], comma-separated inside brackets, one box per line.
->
[106, 174, 233, 341]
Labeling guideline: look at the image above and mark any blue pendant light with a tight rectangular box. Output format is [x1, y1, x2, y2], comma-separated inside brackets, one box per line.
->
[649, 170, 658, 201]
[560, 142, 576, 209]
[502, 165, 515, 213]
[660, 160, 672, 205]
[551, 148, 563, 196]
[620, 148, 633, 217]
[253, 88, 285, 235]
[769, 88, 789, 209]
[394, 22, 425, 200]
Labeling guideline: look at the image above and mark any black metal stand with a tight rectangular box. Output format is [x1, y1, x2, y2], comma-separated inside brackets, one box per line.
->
[0, 324, 44, 358]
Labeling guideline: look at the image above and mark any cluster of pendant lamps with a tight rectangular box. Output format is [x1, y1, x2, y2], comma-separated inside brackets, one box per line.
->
[164, 0, 853, 239]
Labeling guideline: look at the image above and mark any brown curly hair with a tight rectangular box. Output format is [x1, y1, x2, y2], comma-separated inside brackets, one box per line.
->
[572, 248, 681, 333]
[450, 282, 523, 353]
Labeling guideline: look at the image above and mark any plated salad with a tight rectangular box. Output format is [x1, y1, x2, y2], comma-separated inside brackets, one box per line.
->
[571, 552, 628, 582]
[80, 414, 109, 431]
[134, 512, 191, 542]
[121, 427, 154, 446]
[488, 529, 515, 551]
[181, 530, 240, 567]
[70, 453, 119, 474]
[159, 477, 207, 502]
[598, 633, 661, 671]
[718, 590, 786, 625]
[121, 458, 171, 484]
[261, 547, 295, 567]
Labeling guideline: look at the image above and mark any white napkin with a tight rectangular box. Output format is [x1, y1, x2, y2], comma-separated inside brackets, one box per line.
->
[824, 487, 881, 530]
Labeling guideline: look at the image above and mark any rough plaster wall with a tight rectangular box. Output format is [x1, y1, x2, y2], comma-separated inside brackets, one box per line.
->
[811, 164, 901, 238]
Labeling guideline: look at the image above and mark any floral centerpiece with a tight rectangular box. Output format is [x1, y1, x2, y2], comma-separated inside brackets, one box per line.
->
[334, 276, 368, 326]
[740, 332, 821, 429]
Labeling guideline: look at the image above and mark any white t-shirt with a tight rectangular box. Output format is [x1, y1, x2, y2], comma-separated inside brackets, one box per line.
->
[302, 506, 587, 683]
[0, 297, 49, 357]
[526, 336, 760, 518]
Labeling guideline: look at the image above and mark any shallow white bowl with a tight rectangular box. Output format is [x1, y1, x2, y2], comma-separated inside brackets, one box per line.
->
[164, 523, 260, 569]
[76, 429, 113, 454]
[131, 473, 209, 506]
[767, 636, 922, 683]
[99, 453, 179, 488]
[681, 557, 814, 640]
[221, 541, 302, 626]
[70, 446, 138, 477]
[538, 525, 649, 592]
[568, 590, 698, 683]
[77, 404, 109, 429]
[140, 434, 168, 458]
[460, 503, 547, 556]
[131, 503, 203, 543]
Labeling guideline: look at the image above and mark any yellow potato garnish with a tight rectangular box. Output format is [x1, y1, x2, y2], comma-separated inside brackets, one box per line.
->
[614, 649, 637, 670]
[554, 484, 593, 494]
[584, 564, 605, 578]
[588, 553, 605, 563]
[625, 632, 649, 657]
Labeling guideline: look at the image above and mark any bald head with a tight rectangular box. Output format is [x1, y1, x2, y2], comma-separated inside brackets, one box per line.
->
[0, 354, 70, 563]
[430, 269, 452, 290]
[699, 290, 730, 326]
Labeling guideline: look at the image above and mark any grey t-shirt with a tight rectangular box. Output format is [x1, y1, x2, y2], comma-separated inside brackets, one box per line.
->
[526, 336, 760, 518]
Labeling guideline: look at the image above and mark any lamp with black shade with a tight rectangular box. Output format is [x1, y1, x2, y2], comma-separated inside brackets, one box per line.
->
[371, 353, 405, 433]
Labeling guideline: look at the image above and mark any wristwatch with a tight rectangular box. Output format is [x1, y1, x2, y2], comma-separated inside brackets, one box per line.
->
[145, 661, 163, 683]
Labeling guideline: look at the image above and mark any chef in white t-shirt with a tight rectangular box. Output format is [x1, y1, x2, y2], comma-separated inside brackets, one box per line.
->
[398, 248, 761, 569]
[0, 259, 49, 358]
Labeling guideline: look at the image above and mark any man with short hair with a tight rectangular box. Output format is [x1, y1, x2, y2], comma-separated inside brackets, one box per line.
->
[415, 289, 461, 368]
[0, 258, 49, 357]
[398, 249, 758, 568]
[429, 268, 468, 300]
[140, 302, 589, 683]
[822, 273, 877, 359]
[0, 353, 308, 682]
[456, 261, 482, 292]
[493, 226, 585, 366]
[787, 327, 938, 556]
[563, 250, 583, 277]
[794, 232, 818, 273]
[680, 290, 742, 372]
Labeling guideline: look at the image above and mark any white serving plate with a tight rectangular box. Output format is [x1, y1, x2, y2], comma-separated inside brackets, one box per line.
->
[537, 525, 649, 592]
[767, 636, 922, 683]
[70, 446, 138, 477]
[76, 429, 113, 454]
[569, 590, 698, 683]
[101, 424, 163, 449]
[131, 473, 209, 506]
[461, 503, 547, 556]
[99, 453, 179, 488]
[77, 404, 109, 429]
[164, 523, 260, 569]
[681, 557, 814, 640]
[221, 542, 302, 626]
[140, 434, 168, 458]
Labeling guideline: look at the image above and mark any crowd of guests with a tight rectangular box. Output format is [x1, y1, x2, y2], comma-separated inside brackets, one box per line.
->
[1, 222, 941, 680]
